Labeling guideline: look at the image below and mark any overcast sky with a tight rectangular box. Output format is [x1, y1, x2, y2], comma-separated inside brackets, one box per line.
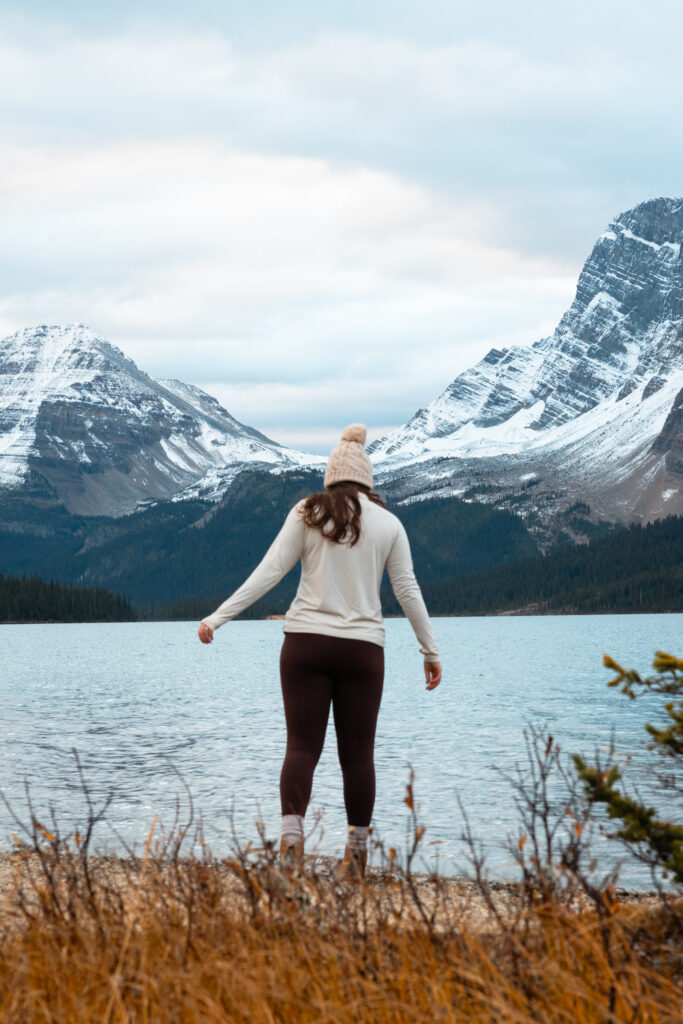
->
[1, 1, 681, 452]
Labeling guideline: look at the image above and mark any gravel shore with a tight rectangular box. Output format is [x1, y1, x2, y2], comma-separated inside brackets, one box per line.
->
[0, 849, 664, 934]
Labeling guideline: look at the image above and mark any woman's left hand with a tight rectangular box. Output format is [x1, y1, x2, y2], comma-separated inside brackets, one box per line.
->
[424, 659, 442, 690]
[198, 622, 214, 644]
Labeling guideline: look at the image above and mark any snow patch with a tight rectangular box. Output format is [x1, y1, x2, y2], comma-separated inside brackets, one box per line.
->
[584, 291, 622, 314]
[619, 227, 681, 255]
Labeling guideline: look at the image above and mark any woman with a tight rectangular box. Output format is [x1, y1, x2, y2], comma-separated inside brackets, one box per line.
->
[198, 424, 442, 880]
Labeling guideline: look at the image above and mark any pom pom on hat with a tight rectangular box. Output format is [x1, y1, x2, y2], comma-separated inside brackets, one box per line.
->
[340, 423, 367, 445]
[324, 422, 373, 488]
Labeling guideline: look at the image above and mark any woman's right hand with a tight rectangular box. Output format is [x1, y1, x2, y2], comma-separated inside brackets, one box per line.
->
[424, 660, 442, 691]
[198, 622, 214, 644]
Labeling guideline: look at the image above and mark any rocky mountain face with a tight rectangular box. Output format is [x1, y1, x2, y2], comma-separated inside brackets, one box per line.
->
[370, 197, 683, 529]
[0, 324, 318, 515]
[652, 387, 683, 475]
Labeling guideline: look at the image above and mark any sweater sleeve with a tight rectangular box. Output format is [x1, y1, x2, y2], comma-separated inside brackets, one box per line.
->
[201, 502, 305, 630]
[385, 520, 440, 661]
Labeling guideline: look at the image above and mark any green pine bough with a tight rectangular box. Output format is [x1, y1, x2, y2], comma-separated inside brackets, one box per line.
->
[573, 651, 683, 886]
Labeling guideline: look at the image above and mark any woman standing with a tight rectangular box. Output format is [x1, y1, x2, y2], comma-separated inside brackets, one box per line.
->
[198, 424, 441, 880]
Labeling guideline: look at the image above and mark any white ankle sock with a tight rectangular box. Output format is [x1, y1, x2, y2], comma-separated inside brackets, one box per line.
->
[347, 825, 370, 851]
[281, 814, 304, 846]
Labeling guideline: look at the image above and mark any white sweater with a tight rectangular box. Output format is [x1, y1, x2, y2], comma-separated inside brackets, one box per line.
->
[202, 491, 440, 661]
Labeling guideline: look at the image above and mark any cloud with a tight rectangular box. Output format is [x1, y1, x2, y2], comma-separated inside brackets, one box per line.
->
[0, 20, 680, 256]
[0, 137, 575, 436]
[0, 11, 680, 442]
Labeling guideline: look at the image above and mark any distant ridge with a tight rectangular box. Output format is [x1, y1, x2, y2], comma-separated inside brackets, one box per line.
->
[371, 197, 683, 526]
[0, 323, 320, 515]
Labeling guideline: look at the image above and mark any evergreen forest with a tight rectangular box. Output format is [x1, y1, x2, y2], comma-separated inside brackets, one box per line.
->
[150, 513, 683, 620]
[390, 513, 683, 617]
[0, 573, 137, 623]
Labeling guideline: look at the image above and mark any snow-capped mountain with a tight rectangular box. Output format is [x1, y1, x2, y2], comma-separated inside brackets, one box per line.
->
[0, 324, 320, 515]
[371, 197, 683, 523]
[1, 197, 680, 527]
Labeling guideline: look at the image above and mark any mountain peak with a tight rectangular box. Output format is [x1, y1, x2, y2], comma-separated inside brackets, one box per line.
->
[0, 324, 317, 514]
[370, 197, 683, 522]
[611, 196, 683, 247]
[13, 322, 101, 349]
[3, 323, 137, 380]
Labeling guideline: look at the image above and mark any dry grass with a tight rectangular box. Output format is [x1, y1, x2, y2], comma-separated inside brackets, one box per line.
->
[1, 732, 681, 1023]
[0, 829, 681, 1024]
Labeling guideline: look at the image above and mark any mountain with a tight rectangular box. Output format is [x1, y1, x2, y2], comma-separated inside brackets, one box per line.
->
[0, 468, 541, 607]
[370, 197, 683, 526]
[1, 195, 680, 597]
[0, 324, 320, 515]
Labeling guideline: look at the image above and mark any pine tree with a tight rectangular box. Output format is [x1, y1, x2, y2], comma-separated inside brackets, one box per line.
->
[573, 651, 683, 886]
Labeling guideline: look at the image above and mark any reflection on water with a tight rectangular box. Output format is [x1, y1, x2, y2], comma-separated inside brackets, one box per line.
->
[1, 614, 681, 887]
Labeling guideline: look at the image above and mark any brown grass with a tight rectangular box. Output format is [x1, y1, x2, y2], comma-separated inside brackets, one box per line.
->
[0, 825, 681, 1024]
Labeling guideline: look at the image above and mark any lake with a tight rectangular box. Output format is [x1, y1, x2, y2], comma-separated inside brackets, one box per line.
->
[1, 614, 681, 888]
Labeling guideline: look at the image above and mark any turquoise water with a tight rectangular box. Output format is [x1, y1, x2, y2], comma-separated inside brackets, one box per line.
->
[1, 614, 681, 887]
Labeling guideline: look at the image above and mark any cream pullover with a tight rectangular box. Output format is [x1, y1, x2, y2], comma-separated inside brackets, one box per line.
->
[202, 492, 440, 661]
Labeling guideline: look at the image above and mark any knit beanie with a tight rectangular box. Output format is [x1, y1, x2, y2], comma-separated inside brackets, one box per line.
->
[324, 423, 373, 489]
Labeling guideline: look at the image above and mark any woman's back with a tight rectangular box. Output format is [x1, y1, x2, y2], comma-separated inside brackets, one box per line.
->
[286, 490, 405, 643]
[203, 486, 439, 661]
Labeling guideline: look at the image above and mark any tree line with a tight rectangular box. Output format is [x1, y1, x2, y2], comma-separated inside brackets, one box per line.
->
[395, 513, 683, 616]
[0, 572, 138, 623]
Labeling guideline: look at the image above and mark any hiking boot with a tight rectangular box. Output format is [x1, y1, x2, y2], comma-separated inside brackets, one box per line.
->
[334, 844, 367, 883]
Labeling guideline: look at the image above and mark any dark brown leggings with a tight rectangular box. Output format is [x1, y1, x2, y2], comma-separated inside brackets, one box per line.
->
[279, 631, 384, 826]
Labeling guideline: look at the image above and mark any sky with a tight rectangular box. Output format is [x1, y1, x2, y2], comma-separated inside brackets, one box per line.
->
[0, 1, 681, 453]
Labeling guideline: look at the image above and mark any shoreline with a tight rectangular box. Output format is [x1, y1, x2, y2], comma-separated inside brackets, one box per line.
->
[0, 848, 665, 905]
[1, 849, 668, 941]
[2, 608, 682, 625]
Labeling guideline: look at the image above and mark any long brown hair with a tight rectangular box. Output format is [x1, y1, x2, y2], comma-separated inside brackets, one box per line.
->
[299, 481, 386, 547]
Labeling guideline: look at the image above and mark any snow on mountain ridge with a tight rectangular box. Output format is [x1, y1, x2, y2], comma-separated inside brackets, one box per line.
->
[0, 323, 319, 514]
[370, 197, 683, 467]
[368, 197, 683, 524]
